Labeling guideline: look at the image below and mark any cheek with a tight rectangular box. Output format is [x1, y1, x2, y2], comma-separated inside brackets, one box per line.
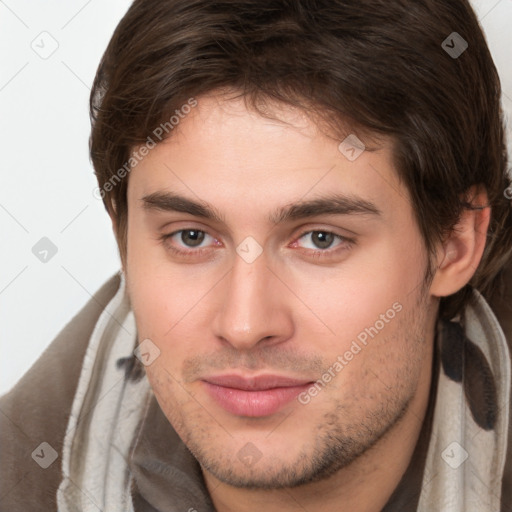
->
[143, 363, 196, 443]
[300, 260, 427, 398]
[127, 274, 169, 337]
[297, 269, 415, 357]
[295, 233, 425, 336]
[320, 302, 426, 412]
[126, 221, 178, 335]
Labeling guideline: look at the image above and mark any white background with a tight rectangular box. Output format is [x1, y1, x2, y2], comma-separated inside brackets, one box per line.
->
[1, 0, 511, 395]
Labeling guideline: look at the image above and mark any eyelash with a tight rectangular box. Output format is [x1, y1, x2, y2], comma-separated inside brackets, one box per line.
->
[159, 228, 355, 260]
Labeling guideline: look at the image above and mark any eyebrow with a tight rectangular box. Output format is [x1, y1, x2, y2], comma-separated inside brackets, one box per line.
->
[141, 191, 382, 224]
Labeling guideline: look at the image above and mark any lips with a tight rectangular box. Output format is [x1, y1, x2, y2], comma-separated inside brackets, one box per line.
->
[201, 374, 313, 417]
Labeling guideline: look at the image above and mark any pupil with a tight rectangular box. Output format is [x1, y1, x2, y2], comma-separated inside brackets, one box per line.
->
[182, 230, 205, 247]
[313, 232, 333, 249]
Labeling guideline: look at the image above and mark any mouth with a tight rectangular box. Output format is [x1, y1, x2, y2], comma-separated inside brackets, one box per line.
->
[201, 374, 314, 417]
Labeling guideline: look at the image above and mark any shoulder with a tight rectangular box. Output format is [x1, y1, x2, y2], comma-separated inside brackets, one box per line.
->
[0, 273, 121, 512]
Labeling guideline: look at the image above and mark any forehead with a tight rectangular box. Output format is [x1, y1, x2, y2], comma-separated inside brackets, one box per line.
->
[127, 94, 409, 222]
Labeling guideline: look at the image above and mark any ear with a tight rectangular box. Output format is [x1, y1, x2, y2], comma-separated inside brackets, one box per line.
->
[429, 185, 491, 298]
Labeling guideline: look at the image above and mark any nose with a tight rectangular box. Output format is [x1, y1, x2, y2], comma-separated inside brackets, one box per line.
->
[212, 247, 294, 351]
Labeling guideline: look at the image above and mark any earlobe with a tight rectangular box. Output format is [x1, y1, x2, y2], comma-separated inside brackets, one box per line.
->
[430, 186, 490, 298]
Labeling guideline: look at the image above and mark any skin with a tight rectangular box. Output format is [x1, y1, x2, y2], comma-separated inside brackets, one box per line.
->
[122, 92, 490, 512]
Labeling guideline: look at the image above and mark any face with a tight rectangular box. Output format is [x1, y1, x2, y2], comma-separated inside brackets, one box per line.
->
[125, 93, 435, 489]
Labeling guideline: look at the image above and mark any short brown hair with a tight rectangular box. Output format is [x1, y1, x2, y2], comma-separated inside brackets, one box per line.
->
[90, 0, 512, 319]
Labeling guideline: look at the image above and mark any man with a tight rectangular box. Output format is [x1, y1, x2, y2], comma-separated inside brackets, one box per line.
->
[1, 0, 512, 510]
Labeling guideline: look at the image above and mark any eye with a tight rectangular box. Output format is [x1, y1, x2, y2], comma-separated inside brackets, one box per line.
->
[297, 231, 340, 250]
[292, 230, 353, 257]
[159, 227, 354, 260]
[160, 229, 220, 255]
[175, 229, 208, 247]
